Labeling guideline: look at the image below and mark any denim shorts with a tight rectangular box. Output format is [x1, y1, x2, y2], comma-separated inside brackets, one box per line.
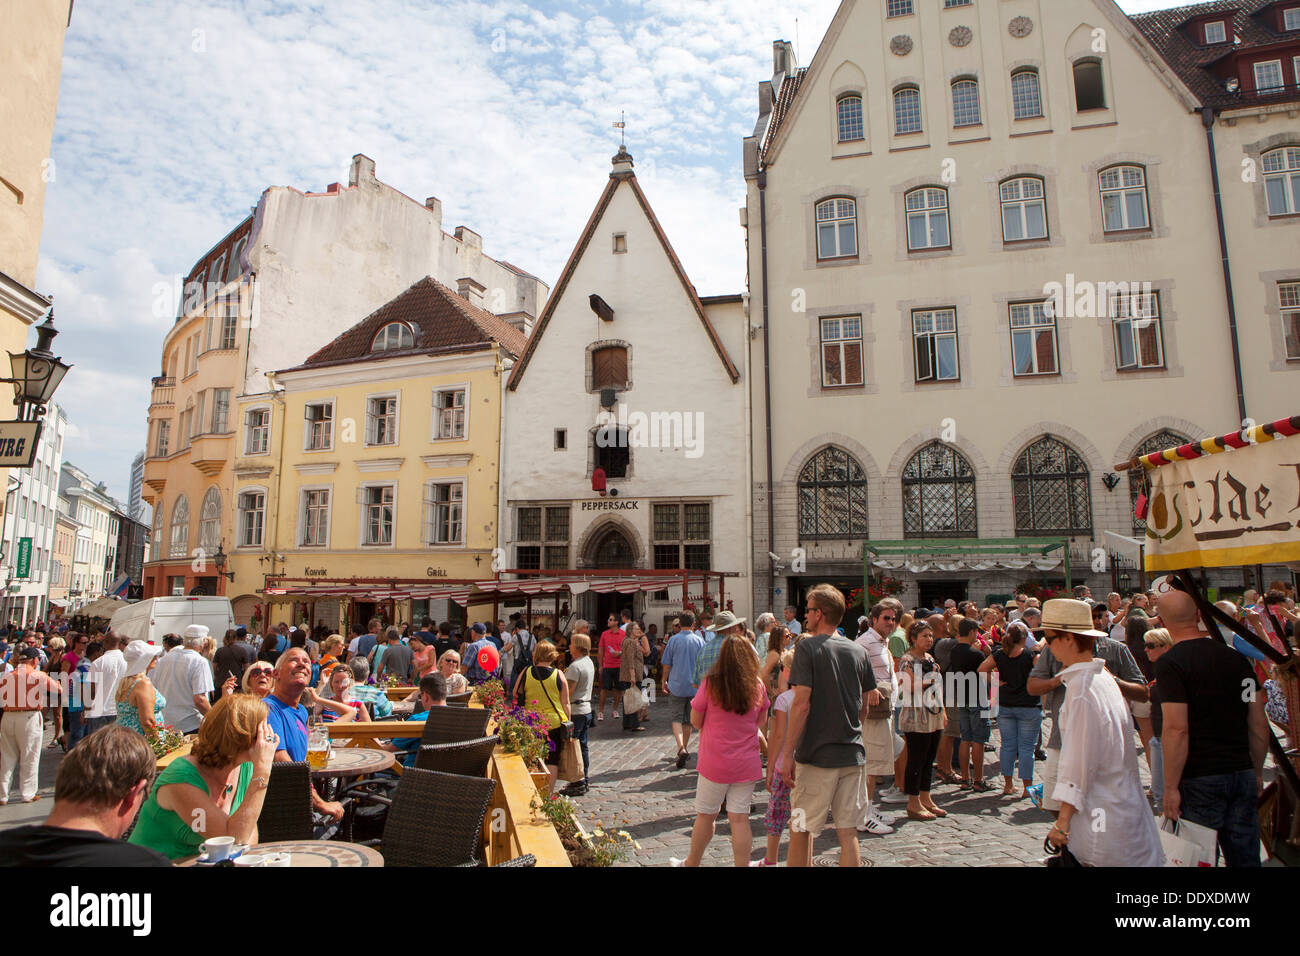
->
[958, 706, 991, 743]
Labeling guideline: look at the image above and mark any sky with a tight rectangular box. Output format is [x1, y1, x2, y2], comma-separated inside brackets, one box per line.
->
[36, 0, 1180, 503]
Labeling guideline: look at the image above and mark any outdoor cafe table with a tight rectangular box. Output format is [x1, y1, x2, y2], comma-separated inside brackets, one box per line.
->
[181, 841, 383, 867]
[311, 746, 394, 781]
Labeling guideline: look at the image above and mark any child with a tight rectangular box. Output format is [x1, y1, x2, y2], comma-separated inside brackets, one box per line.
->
[755, 650, 796, 867]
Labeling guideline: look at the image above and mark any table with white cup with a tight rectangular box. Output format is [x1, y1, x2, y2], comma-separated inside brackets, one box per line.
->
[185, 837, 383, 867]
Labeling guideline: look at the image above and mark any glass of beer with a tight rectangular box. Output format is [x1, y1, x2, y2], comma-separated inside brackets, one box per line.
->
[307, 727, 329, 770]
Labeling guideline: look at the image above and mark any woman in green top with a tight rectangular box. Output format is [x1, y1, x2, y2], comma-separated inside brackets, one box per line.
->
[129, 693, 276, 860]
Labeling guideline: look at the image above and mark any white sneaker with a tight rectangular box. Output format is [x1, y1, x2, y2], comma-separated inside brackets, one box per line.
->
[869, 807, 900, 826]
[879, 786, 908, 805]
[857, 815, 894, 835]
[669, 857, 686, 867]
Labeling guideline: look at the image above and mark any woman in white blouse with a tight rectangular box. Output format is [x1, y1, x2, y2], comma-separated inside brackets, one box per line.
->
[1039, 599, 1163, 867]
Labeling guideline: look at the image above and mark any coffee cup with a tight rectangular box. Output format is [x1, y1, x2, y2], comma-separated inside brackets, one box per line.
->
[234, 854, 266, 867]
[203, 836, 236, 861]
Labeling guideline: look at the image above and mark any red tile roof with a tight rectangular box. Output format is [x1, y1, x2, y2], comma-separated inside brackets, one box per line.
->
[761, 69, 807, 162]
[1131, 0, 1300, 106]
[284, 276, 527, 373]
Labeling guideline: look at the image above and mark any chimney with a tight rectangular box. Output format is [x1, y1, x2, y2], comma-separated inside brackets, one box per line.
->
[348, 154, 377, 188]
[457, 276, 486, 309]
[772, 40, 796, 80]
[454, 226, 482, 254]
[424, 196, 443, 231]
[611, 146, 635, 178]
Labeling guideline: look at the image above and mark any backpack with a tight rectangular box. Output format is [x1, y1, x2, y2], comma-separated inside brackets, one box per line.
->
[515, 630, 535, 669]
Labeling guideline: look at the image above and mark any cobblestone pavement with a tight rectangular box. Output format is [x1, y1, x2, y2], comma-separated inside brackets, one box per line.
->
[573, 694, 1150, 867]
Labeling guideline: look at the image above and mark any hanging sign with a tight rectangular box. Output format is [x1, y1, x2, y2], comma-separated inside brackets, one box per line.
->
[0, 421, 40, 468]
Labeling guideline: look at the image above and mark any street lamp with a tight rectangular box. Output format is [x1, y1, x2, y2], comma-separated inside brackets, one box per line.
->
[6, 309, 72, 421]
[213, 543, 235, 581]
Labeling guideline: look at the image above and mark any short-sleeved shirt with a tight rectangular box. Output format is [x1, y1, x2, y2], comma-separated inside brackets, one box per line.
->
[598, 629, 624, 669]
[692, 632, 761, 687]
[619, 635, 645, 684]
[788, 632, 876, 768]
[351, 682, 393, 719]
[393, 708, 432, 767]
[661, 630, 706, 698]
[565, 656, 595, 715]
[153, 648, 215, 733]
[1155, 637, 1256, 780]
[213, 643, 255, 688]
[992, 648, 1039, 709]
[378, 643, 413, 682]
[772, 689, 795, 773]
[785, 619, 802, 636]
[691, 677, 768, 784]
[265, 693, 309, 762]
[0, 825, 172, 867]
[948, 642, 987, 710]
[933, 638, 958, 673]
[887, 627, 908, 660]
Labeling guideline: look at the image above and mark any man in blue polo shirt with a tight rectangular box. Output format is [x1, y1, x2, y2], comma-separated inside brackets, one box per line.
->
[385, 673, 448, 767]
[265, 647, 344, 821]
[660, 610, 706, 769]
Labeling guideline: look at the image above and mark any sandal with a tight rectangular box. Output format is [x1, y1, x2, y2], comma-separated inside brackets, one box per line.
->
[971, 779, 991, 793]
[958, 778, 972, 790]
[922, 805, 948, 817]
[936, 770, 962, 785]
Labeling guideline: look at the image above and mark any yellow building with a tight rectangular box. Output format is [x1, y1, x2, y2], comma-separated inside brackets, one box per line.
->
[228, 277, 523, 633]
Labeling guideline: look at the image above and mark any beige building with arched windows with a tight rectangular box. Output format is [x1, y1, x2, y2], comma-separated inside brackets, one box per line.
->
[743, 0, 1300, 613]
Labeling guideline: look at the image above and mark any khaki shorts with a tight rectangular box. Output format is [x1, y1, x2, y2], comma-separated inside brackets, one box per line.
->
[790, 763, 866, 833]
[862, 718, 895, 776]
[1041, 747, 1062, 812]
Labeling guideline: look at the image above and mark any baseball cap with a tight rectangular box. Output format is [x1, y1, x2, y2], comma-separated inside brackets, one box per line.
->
[471, 622, 487, 635]
[18, 645, 41, 661]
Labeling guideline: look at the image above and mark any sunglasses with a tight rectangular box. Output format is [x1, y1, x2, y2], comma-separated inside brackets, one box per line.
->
[249, 667, 273, 677]
[878, 616, 897, 623]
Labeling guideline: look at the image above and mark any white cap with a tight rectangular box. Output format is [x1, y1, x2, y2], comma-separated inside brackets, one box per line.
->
[183, 624, 210, 641]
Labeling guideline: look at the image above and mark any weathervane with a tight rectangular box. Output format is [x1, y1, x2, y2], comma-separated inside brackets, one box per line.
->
[613, 110, 626, 148]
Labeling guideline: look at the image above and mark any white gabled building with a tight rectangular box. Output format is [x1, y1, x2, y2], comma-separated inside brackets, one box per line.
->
[501, 148, 752, 628]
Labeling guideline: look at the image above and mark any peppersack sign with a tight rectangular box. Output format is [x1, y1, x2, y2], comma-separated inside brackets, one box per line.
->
[1144, 435, 1300, 572]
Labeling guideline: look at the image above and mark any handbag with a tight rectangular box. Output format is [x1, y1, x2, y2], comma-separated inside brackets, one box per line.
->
[558, 736, 585, 782]
[866, 686, 893, 720]
[1043, 834, 1083, 868]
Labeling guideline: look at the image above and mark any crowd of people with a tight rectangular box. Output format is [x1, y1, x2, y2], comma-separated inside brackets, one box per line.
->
[0, 579, 1293, 867]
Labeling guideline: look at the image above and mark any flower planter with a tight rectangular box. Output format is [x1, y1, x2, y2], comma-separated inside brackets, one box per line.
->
[529, 762, 551, 797]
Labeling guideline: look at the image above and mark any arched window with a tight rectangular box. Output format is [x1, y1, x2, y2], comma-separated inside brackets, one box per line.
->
[1000, 177, 1047, 241]
[951, 79, 981, 127]
[1263, 147, 1300, 217]
[1011, 69, 1043, 120]
[227, 237, 248, 282]
[1099, 165, 1150, 232]
[905, 187, 950, 251]
[153, 499, 165, 558]
[797, 446, 869, 538]
[1012, 437, 1092, 535]
[815, 198, 858, 259]
[198, 487, 221, 552]
[893, 86, 922, 134]
[836, 94, 864, 142]
[169, 495, 190, 558]
[1072, 59, 1106, 111]
[1128, 430, 1189, 534]
[903, 442, 977, 538]
[371, 322, 414, 352]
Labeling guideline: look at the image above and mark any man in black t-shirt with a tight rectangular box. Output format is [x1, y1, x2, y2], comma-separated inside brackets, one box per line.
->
[1155, 590, 1268, 868]
[0, 725, 170, 866]
[949, 618, 991, 790]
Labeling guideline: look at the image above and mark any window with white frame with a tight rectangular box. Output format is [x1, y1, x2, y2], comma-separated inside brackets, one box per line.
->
[1011, 70, 1043, 120]
[886, 0, 913, 15]
[219, 306, 238, 349]
[155, 419, 171, 458]
[951, 79, 981, 127]
[198, 487, 221, 552]
[815, 198, 857, 259]
[371, 322, 414, 352]
[944, 0, 972, 6]
[1263, 147, 1300, 216]
[169, 496, 189, 558]
[245, 408, 270, 455]
[227, 238, 247, 282]
[819, 316, 864, 387]
[423, 481, 464, 546]
[433, 387, 466, 440]
[301, 488, 330, 547]
[211, 388, 231, 433]
[1009, 301, 1059, 376]
[366, 396, 398, 445]
[1203, 20, 1226, 44]
[652, 502, 711, 570]
[1280, 282, 1300, 360]
[893, 86, 922, 134]
[237, 490, 265, 548]
[362, 484, 394, 546]
[304, 401, 333, 450]
[1255, 60, 1285, 92]
[837, 94, 864, 142]
[1111, 291, 1165, 371]
[905, 187, 950, 251]
[1000, 177, 1047, 241]
[1286, 7, 1300, 30]
[913, 309, 960, 382]
[1099, 165, 1150, 232]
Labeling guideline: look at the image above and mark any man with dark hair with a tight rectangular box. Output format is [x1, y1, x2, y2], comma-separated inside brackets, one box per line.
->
[387, 673, 448, 767]
[661, 610, 705, 769]
[782, 584, 876, 868]
[0, 726, 170, 865]
[433, 621, 458, 664]
[950, 617, 990, 790]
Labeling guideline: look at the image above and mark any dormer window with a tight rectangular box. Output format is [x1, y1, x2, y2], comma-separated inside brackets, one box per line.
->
[1285, 7, 1300, 31]
[1203, 20, 1226, 44]
[371, 322, 414, 352]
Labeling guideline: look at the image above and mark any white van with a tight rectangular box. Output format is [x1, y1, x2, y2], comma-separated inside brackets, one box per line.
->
[109, 596, 236, 645]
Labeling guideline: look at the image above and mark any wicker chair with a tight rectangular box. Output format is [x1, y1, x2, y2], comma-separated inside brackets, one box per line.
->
[492, 853, 536, 868]
[413, 735, 499, 777]
[447, 691, 474, 707]
[418, 705, 491, 745]
[258, 761, 316, 842]
[357, 768, 497, 867]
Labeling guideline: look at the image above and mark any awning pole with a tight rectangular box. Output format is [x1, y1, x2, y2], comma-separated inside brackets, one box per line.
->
[1063, 542, 1073, 591]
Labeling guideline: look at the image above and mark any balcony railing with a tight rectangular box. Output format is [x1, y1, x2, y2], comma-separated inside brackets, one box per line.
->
[150, 376, 176, 408]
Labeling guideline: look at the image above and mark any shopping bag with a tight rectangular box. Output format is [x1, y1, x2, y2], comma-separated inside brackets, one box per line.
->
[623, 685, 645, 714]
[558, 737, 585, 782]
[1159, 816, 1214, 867]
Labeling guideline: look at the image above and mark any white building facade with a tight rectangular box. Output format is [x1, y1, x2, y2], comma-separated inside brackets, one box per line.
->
[502, 149, 752, 629]
[59, 462, 119, 613]
[742, 0, 1300, 614]
[0, 403, 66, 625]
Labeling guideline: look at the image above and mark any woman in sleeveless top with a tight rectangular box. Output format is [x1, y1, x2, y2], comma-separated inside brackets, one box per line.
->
[116, 640, 166, 736]
[511, 640, 570, 792]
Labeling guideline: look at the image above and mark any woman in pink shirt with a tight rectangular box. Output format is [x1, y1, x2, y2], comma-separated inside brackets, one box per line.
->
[674, 632, 768, 867]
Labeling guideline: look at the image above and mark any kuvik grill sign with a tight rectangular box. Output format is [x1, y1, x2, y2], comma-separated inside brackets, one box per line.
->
[1144, 433, 1300, 571]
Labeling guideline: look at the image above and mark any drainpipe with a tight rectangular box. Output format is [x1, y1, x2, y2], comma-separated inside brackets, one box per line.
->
[758, 170, 776, 611]
[1201, 107, 1248, 425]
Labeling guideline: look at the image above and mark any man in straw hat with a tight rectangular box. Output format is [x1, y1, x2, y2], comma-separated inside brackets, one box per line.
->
[1031, 598, 1162, 866]
[1027, 598, 1147, 817]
